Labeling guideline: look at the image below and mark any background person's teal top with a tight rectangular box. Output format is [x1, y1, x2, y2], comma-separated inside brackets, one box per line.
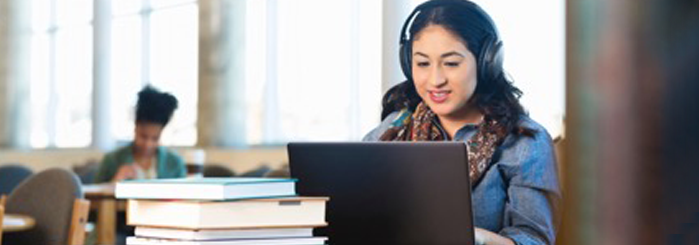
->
[94, 143, 187, 183]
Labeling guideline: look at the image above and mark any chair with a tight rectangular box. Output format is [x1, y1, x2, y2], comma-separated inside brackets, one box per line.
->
[0, 195, 5, 244]
[3, 168, 90, 245]
[72, 161, 99, 185]
[238, 165, 272, 177]
[553, 135, 565, 190]
[202, 164, 236, 177]
[0, 165, 33, 196]
[264, 165, 290, 178]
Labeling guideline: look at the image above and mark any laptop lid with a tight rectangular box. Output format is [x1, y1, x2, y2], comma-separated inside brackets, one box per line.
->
[288, 142, 475, 245]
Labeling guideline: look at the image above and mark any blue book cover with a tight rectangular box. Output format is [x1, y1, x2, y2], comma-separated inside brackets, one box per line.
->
[115, 177, 298, 200]
[120, 177, 297, 185]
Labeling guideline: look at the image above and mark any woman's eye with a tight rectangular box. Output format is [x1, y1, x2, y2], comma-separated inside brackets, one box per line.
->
[416, 62, 429, 67]
[444, 62, 460, 67]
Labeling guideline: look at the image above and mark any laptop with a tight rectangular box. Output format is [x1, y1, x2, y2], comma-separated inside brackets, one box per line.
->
[288, 142, 475, 245]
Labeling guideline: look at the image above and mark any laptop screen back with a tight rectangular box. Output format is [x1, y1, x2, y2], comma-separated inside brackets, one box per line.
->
[288, 142, 475, 245]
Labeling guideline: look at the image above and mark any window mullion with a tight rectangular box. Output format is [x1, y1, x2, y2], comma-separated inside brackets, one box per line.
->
[349, 0, 360, 140]
[92, 0, 113, 150]
[141, 0, 151, 85]
[262, 0, 280, 144]
[47, 0, 58, 148]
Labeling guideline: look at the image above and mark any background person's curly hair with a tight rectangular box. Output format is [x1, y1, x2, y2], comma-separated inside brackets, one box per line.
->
[382, 1, 530, 136]
[136, 85, 178, 126]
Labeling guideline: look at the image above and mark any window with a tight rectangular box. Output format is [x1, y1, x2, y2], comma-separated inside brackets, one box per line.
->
[29, 0, 94, 148]
[244, 0, 564, 145]
[28, 0, 198, 148]
[472, 0, 566, 137]
[24, 0, 563, 148]
[244, 0, 383, 145]
[110, 0, 199, 146]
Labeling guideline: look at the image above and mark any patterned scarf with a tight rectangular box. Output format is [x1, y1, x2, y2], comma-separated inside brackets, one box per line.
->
[379, 102, 508, 187]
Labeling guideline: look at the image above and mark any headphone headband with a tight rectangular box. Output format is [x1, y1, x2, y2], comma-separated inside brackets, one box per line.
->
[398, 3, 422, 46]
[398, 0, 503, 82]
[399, 0, 459, 46]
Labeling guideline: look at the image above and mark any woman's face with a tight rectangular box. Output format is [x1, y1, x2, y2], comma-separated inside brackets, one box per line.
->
[133, 122, 164, 156]
[411, 24, 478, 120]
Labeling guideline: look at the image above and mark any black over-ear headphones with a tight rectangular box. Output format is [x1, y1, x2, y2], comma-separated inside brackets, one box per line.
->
[399, 0, 504, 83]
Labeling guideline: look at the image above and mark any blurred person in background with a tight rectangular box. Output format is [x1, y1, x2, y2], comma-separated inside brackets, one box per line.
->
[95, 85, 186, 183]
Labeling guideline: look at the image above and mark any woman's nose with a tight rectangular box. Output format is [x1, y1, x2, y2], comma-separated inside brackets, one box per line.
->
[430, 67, 447, 86]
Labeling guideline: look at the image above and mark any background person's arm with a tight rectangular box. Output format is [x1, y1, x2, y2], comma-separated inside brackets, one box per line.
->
[111, 164, 137, 182]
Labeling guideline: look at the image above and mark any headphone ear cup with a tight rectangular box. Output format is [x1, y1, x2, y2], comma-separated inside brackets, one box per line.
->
[489, 40, 504, 80]
[478, 36, 503, 82]
[399, 42, 412, 80]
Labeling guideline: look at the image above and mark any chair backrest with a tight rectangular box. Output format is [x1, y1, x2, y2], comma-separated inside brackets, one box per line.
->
[3, 168, 84, 245]
[71, 161, 99, 185]
[553, 136, 565, 190]
[202, 164, 236, 177]
[264, 165, 290, 178]
[238, 165, 272, 177]
[0, 198, 5, 244]
[0, 165, 33, 196]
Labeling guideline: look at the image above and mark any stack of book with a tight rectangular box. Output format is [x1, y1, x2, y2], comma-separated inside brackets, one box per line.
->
[115, 178, 328, 245]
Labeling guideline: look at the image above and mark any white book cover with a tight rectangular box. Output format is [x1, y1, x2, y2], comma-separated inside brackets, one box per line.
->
[115, 177, 297, 200]
[134, 227, 314, 241]
[127, 197, 328, 229]
[126, 236, 327, 245]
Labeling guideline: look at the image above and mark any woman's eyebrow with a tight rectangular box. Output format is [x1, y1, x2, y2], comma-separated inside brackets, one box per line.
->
[413, 52, 429, 58]
[412, 51, 465, 58]
[441, 51, 464, 58]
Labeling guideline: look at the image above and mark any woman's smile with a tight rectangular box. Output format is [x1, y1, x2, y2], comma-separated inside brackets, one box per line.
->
[428, 90, 451, 103]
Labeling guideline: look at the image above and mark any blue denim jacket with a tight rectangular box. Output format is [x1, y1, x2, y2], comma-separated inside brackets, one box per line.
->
[363, 112, 561, 245]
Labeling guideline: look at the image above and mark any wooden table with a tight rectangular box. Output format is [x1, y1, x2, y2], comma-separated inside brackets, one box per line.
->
[2, 214, 35, 233]
[84, 183, 125, 245]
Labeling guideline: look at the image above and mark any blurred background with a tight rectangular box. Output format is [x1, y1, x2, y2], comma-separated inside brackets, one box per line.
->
[0, 0, 698, 244]
[0, 0, 564, 177]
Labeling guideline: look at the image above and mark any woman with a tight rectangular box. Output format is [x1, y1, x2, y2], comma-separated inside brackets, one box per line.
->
[95, 85, 186, 183]
[363, 0, 561, 244]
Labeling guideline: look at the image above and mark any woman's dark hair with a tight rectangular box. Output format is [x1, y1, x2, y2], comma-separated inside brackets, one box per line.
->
[136, 85, 178, 126]
[382, 0, 528, 135]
